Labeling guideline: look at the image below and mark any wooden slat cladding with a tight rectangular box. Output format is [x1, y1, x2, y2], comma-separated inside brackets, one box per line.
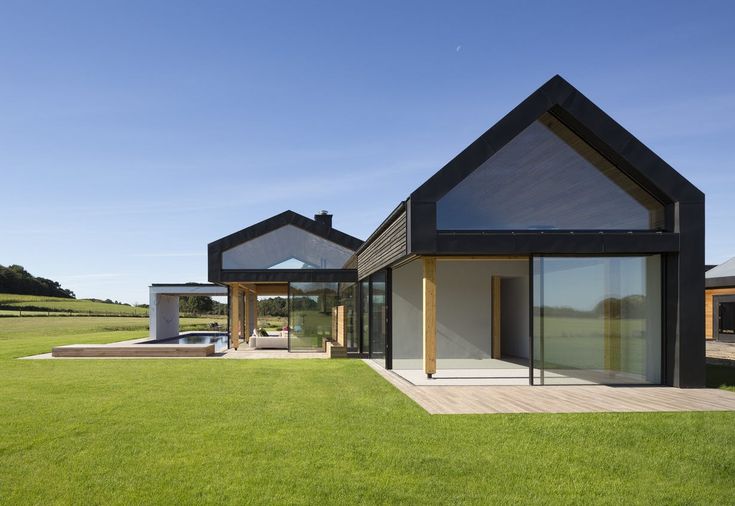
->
[357, 210, 407, 278]
[705, 287, 735, 338]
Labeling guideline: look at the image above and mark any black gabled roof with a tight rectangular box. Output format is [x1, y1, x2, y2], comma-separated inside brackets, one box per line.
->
[411, 74, 703, 206]
[208, 210, 363, 254]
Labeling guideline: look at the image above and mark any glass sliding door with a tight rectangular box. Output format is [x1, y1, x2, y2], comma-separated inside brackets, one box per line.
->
[370, 271, 387, 366]
[289, 282, 339, 351]
[533, 256, 661, 385]
[360, 280, 370, 355]
[339, 282, 358, 352]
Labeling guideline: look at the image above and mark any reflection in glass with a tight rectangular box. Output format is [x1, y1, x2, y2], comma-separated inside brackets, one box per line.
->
[533, 256, 661, 385]
[288, 282, 339, 351]
[339, 282, 358, 352]
[360, 280, 370, 355]
[370, 271, 387, 366]
[222, 225, 354, 269]
[437, 113, 664, 231]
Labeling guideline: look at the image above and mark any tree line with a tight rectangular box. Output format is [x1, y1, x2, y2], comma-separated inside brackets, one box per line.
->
[178, 296, 289, 317]
[535, 295, 649, 319]
[0, 264, 75, 298]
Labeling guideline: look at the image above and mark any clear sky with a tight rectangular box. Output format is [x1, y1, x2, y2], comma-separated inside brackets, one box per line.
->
[1, 1, 734, 304]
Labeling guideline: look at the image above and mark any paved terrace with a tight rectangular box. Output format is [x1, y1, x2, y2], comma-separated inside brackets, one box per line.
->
[365, 360, 735, 415]
[707, 340, 735, 366]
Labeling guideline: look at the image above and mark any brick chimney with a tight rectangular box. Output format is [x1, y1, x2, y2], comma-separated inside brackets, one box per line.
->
[314, 210, 332, 228]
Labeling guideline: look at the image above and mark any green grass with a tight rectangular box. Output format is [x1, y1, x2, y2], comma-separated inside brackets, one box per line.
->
[706, 364, 735, 392]
[0, 293, 149, 316]
[0, 318, 734, 504]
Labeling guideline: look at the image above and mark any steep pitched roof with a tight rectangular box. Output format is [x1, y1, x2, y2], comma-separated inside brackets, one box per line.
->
[410, 74, 703, 207]
[706, 256, 735, 288]
[208, 210, 362, 253]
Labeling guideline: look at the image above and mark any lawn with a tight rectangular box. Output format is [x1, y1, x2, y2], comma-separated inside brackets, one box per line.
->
[0, 293, 149, 316]
[0, 318, 734, 504]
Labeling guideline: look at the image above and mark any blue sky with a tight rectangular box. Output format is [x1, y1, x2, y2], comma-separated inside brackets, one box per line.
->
[1, 1, 734, 304]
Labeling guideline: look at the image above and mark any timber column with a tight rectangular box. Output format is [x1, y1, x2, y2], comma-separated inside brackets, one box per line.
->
[423, 257, 437, 379]
[230, 285, 242, 350]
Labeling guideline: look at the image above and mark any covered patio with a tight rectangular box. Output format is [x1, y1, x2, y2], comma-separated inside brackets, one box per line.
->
[208, 210, 363, 352]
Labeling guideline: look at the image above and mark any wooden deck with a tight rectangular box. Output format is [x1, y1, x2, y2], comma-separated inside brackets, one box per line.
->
[365, 360, 735, 414]
[52, 344, 215, 358]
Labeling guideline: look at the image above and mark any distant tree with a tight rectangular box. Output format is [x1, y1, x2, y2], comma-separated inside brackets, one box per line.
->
[179, 296, 215, 315]
[258, 297, 288, 317]
[0, 264, 75, 298]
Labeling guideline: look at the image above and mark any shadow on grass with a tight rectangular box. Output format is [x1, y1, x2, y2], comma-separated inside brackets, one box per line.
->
[706, 363, 735, 391]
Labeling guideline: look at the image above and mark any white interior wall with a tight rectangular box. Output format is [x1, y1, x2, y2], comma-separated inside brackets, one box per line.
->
[391, 258, 529, 369]
[392, 260, 423, 362]
[436, 260, 528, 363]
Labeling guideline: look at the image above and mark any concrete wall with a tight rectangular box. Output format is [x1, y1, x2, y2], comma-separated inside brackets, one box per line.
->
[150, 294, 180, 339]
[149, 285, 227, 340]
[391, 258, 529, 367]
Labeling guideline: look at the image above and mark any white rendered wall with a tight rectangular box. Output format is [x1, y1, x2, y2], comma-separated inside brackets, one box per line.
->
[391, 259, 423, 365]
[148, 285, 227, 340]
[150, 294, 179, 339]
[391, 258, 529, 369]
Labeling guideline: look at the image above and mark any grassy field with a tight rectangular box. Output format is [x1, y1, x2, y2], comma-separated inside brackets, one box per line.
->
[0, 293, 149, 316]
[0, 318, 734, 504]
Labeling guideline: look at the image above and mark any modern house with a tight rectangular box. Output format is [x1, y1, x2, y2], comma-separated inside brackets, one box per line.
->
[205, 75, 704, 388]
[706, 257, 735, 342]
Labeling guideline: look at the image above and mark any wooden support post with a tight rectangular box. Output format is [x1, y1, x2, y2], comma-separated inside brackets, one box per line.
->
[243, 290, 250, 343]
[253, 288, 258, 335]
[491, 276, 501, 359]
[230, 285, 241, 350]
[332, 305, 346, 347]
[423, 257, 437, 379]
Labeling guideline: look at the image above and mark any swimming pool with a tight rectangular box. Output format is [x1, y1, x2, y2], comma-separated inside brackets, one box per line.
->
[143, 332, 229, 353]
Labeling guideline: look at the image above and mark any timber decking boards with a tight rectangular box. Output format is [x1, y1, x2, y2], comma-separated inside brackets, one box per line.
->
[364, 360, 735, 414]
[52, 344, 215, 358]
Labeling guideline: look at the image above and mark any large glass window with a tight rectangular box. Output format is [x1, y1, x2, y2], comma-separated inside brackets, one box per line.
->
[370, 271, 387, 366]
[360, 280, 370, 355]
[533, 256, 661, 385]
[339, 282, 358, 352]
[288, 282, 339, 351]
[437, 113, 665, 231]
[222, 225, 354, 269]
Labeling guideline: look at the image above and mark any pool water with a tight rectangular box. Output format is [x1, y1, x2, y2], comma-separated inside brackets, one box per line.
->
[144, 333, 229, 353]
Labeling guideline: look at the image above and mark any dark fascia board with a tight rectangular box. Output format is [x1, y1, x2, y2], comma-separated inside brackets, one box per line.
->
[151, 283, 223, 287]
[218, 269, 357, 283]
[208, 210, 363, 253]
[433, 232, 679, 255]
[706, 276, 735, 289]
[410, 75, 704, 207]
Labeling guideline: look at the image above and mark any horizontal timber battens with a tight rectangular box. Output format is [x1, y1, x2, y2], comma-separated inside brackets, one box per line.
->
[357, 209, 407, 278]
[705, 287, 735, 338]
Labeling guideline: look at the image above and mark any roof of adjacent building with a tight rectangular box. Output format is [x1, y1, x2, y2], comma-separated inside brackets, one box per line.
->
[706, 256, 735, 288]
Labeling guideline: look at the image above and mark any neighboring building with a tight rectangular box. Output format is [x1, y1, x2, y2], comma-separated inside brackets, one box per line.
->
[205, 75, 704, 387]
[706, 257, 735, 342]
